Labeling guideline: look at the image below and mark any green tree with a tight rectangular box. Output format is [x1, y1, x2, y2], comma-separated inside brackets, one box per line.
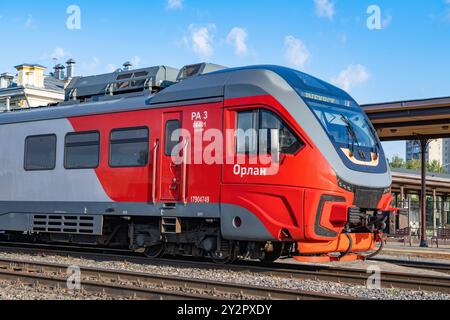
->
[405, 159, 421, 171]
[389, 156, 405, 169]
[427, 160, 446, 174]
[393, 158, 446, 174]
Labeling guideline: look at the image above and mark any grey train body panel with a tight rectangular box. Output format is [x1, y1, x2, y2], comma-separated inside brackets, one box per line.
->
[0, 202, 220, 218]
[0, 64, 391, 240]
[220, 204, 276, 241]
[0, 201, 273, 240]
[0, 119, 111, 202]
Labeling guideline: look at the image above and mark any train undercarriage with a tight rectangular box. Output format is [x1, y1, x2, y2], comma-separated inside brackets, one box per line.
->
[0, 216, 291, 263]
[0, 210, 386, 263]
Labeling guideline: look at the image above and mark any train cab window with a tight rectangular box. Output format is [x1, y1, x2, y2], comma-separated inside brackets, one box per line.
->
[65, 131, 100, 169]
[165, 120, 181, 156]
[24, 135, 57, 171]
[110, 127, 149, 167]
[236, 110, 304, 155]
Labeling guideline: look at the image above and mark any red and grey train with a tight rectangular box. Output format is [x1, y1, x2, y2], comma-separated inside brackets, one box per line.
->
[0, 63, 392, 262]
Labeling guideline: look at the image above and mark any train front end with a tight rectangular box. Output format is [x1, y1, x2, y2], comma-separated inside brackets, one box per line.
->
[274, 68, 393, 261]
[298, 95, 392, 261]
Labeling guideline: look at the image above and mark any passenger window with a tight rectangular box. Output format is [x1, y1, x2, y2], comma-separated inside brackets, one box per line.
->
[65, 131, 100, 169]
[24, 135, 57, 171]
[165, 120, 181, 156]
[236, 110, 304, 155]
[237, 111, 258, 154]
[110, 127, 149, 167]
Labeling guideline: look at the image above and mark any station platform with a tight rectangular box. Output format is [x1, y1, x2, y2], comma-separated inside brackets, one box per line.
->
[382, 242, 450, 260]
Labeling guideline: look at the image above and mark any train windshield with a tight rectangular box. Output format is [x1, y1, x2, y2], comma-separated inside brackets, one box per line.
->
[308, 100, 379, 151]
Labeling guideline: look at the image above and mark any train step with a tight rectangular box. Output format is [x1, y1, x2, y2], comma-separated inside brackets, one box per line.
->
[161, 217, 181, 234]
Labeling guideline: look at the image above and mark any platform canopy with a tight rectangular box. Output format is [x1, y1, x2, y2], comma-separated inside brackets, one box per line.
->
[362, 97, 450, 247]
[362, 96, 450, 141]
[391, 169, 450, 196]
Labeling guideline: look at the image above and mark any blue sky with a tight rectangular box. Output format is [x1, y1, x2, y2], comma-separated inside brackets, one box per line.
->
[1, 0, 450, 160]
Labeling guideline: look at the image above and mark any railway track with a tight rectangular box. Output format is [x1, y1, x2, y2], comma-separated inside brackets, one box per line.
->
[148, 258, 450, 294]
[370, 257, 450, 275]
[0, 242, 449, 295]
[0, 257, 349, 300]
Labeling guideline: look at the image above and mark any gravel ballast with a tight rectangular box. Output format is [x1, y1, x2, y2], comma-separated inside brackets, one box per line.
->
[0, 280, 120, 300]
[0, 251, 449, 300]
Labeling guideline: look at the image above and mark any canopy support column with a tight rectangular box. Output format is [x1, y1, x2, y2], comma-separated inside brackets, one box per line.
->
[420, 139, 429, 248]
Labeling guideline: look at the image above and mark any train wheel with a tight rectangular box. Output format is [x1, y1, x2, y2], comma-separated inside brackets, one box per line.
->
[260, 242, 283, 263]
[144, 243, 165, 259]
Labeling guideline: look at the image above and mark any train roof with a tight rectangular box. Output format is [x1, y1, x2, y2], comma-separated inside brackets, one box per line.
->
[150, 65, 354, 105]
[0, 64, 354, 126]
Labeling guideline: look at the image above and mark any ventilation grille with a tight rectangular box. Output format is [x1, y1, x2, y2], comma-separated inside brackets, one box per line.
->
[32, 215, 102, 235]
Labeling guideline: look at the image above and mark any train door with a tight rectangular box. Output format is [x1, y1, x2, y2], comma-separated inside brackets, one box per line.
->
[160, 112, 184, 202]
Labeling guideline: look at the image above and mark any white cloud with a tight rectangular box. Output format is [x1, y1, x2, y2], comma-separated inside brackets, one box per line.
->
[331, 64, 371, 92]
[226, 27, 248, 56]
[314, 0, 335, 20]
[167, 0, 183, 10]
[284, 36, 311, 69]
[183, 24, 215, 59]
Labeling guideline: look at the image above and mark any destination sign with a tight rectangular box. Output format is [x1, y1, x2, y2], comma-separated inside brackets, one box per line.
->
[300, 91, 354, 108]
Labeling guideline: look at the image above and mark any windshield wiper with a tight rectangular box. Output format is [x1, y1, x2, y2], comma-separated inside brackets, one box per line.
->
[365, 119, 381, 153]
[340, 114, 360, 152]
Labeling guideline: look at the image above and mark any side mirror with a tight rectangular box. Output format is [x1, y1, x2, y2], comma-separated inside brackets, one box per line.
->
[270, 129, 281, 163]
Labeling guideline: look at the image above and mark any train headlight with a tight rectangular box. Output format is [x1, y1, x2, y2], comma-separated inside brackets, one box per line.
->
[337, 178, 354, 193]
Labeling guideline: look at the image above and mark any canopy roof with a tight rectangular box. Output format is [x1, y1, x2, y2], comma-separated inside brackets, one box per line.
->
[362, 97, 450, 141]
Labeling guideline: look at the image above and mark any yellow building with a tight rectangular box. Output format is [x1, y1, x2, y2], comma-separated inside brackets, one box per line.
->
[0, 62, 73, 111]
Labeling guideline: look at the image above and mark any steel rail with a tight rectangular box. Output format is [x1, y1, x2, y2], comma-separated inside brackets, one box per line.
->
[152, 258, 450, 294]
[0, 257, 349, 300]
[0, 268, 208, 300]
[0, 242, 449, 294]
[369, 257, 450, 275]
